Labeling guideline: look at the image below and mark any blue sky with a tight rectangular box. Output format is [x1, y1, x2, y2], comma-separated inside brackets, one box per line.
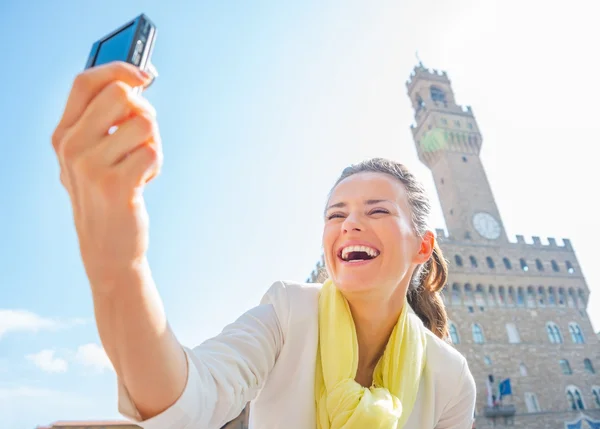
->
[1, 0, 599, 427]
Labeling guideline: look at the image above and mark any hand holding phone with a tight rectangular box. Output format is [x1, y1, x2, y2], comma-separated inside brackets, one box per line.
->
[86, 14, 158, 87]
[51, 15, 162, 291]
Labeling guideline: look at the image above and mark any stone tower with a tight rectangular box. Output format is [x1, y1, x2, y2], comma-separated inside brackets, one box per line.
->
[405, 63, 600, 428]
[308, 64, 600, 428]
[406, 64, 506, 244]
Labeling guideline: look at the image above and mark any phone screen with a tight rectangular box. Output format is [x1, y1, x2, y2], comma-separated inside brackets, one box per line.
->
[94, 23, 136, 66]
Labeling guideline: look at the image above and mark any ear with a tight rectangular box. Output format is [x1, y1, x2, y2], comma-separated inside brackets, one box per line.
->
[414, 230, 435, 264]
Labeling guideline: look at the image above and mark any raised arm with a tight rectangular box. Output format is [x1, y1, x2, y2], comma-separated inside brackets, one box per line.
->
[51, 62, 281, 428]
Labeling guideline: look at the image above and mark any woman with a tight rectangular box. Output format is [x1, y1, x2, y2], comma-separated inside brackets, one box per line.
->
[51, 62, 476, 429]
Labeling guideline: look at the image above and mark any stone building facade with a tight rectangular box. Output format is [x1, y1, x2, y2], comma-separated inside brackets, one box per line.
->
[307, 64, 600, 428]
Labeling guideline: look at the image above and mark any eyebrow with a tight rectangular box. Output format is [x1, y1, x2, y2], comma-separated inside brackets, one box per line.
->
[325, 199, 393, 212]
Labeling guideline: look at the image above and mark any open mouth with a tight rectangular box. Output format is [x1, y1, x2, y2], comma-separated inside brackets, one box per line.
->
[338, 245, 380, 263]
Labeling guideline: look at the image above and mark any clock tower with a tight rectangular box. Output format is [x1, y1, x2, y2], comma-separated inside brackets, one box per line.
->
[406, 64, 507, 243]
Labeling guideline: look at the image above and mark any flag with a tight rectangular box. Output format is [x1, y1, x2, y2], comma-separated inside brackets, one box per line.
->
[499, 378, 512, 398]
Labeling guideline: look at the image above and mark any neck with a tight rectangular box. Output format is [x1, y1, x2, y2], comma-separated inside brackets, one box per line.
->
[347, 290, 406, 370]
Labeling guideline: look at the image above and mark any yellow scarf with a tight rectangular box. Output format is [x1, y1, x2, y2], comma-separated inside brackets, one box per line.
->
[315, 279, 427, 429]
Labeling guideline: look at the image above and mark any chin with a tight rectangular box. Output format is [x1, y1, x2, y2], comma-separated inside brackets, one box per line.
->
[331, 274, 379, 293]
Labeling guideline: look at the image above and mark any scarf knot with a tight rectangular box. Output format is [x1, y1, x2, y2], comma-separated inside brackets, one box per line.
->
[315, 279, 427, 429]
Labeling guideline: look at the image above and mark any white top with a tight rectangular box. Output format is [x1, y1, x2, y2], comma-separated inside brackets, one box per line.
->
[118, 281, 476, 429]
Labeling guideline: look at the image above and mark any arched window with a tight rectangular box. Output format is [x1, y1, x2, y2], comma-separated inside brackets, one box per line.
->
[472, 324, 485, 344]
[416, 95, 425, 110]
[568, 289, 577, 308]
[560, 359, 573, 375]
[475, 284, 486, 307]
[593, 386, 600, 408]
[566, 261, 575, 274]
[451, 283, 461, 305]
[469, 256, 478, 268]
[558, 288, 567, 307]
[516, 287, 525, 307]
[507, 286, 516, 306]
[578, 289, 587, 307]
[488, 286, 497, 307]
[430, 86, 446, 103]
[525, 392, 541, 413]
[464, 284, 474, 306]
[546, 322, 563, 344]
[454, 255, 463, 267]
[535, 259, 544, 271]
[566, 386, 585, 410]
[569, 323, 585, 344]
[520, 363, 528, 376]
[520, 258, 529, 272]
[506, 323, 521, 344]
[547, 287, 556, 306]
[526, 286, 537, 308]
[449, 323, 460, 344]
[538, 286, 546, 307]
[498, 286, 506, 306]
[503, 257, 512, 270]
[551, 260, 560, 272]
[584, 359, 595, 374]
[486, 257, 495, 269]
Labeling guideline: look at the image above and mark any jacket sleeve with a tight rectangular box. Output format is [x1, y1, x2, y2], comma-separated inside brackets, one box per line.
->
[117, 281, 286, 429]
[435, 357, 477, 429]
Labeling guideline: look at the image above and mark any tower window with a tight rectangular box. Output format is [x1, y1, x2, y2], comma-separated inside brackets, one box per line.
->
[462, 156, 468, 162]
[560, 359, 573, 375]
[441, 178, 444, 184]
[535, 259, 544, 271]
[472, 323, 485, 344]
[547, 322, 563, 344]
[503, 257, 512, 270]
[455, 255, 463, 267]
[593, 387, 600, 408]
[584, 358, 595, 374]
[441, 118, 448, 125]
[551, 260, 560, 272]
[449, 323, 460, 344]
[416, 96, 425, 110]
[486, 257, 495, 269]
[566, 386, 585, 410]
[454, 120, 461, 127]
[468, 123, 474, 130]
[506, 323, 521, 344]
[469, 256, 478, 268]
[569, 323, 585, 344]
[516, 288, 525, 307]
[548, 287, 557, 306]
[484, 356, 492, 366]
[520, 258, 529, 272]
[525, 392, 541, 413]
[566, 261, 575, 274]
[520, 363, 528, 376]
[430, 86, 446, 103]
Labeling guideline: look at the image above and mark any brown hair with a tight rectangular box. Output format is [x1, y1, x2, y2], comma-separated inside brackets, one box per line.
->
[328, 158, 449, 339]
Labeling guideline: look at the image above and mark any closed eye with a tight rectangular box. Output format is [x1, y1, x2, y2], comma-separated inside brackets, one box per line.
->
[369, 208, 389, 215]
[326, 213, 346, 220]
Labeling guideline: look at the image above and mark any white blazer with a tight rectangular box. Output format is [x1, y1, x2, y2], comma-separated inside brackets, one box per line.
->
[118, 281, 476, 429]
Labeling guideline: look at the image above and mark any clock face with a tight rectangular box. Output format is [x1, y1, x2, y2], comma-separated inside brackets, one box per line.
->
[472, 212, 501, 240]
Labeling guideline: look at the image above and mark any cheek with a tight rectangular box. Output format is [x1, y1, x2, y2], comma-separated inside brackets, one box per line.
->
[322, 224, 337, 260]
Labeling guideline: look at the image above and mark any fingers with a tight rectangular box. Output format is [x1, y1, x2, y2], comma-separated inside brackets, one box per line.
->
[79, 80, 157, 138]
[117, 138, 163, 188]
[52, 61, 151, 152]
[96, 112, 159, 166]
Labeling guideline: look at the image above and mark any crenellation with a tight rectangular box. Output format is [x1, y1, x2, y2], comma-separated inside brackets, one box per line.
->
[533, 236, 542, 246]
[516, 235, 526, 244]
[563, 238, 572, 250]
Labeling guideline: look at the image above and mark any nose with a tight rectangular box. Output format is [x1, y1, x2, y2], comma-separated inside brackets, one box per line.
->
[342, 213, 363, 233]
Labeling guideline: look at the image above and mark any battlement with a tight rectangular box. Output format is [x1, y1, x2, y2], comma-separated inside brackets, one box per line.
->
[406, 64, 451, 94]
[410, 104, 474, 133]
[511, 235, 573, 250]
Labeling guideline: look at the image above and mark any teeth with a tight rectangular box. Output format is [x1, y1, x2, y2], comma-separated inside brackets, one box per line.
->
[341, 245, 380, 261]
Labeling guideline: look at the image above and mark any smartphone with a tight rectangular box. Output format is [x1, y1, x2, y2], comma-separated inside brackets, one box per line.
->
[85, 13, 158, 84]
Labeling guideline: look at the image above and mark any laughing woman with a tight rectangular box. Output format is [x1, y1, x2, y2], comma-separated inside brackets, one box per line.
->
[52, 62, 476, 429]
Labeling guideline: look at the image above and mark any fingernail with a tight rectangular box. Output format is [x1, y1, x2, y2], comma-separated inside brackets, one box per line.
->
[138, 69, 152, 80]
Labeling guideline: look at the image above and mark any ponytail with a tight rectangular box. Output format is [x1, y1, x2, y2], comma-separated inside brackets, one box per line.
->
[407, 240, 449, 340]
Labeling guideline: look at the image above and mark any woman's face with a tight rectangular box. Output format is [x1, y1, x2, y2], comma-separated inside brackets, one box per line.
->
[323, 172, 432, 297]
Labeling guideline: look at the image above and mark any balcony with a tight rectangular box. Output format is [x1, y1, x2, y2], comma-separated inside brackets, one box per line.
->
[483, 404, 517, 418]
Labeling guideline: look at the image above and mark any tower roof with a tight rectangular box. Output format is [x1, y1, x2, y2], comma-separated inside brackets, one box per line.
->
[406, 63, 451, 94]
